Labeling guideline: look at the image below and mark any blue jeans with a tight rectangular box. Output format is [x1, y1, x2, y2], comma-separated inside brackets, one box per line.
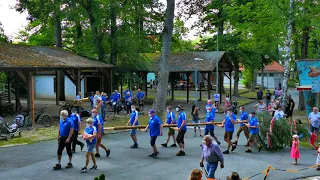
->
[207, 162, 219, 179]
[101, 105, 106, 121]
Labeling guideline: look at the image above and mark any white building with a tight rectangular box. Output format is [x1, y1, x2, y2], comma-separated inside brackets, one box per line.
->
[256, 61, 284, 89]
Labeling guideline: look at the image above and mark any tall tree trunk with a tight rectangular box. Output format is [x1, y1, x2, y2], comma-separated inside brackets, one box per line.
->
[250, 70, 257, 92]
[298, 26, 310, 110]
[82, 0, 105, 61]
[261, 66, 264, 90]
[153, 0, 175, 117]
[233, 58, 240, 97]
[54, 7, 65, 101]
[281, 0, 294, 107]
[110, 1, 117, 64]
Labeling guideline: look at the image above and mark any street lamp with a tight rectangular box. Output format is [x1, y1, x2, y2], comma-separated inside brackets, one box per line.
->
[194, 58, 203, 105]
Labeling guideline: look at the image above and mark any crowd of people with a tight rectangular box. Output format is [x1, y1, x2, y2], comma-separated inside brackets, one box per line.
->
[55, 88, 320, 179]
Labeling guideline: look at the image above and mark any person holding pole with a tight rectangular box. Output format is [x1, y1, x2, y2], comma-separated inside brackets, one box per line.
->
[127, 105, 139, 148]
[144, 109, 163, 158]
[245, 112, 262, 153]
[204, 107, 221, 145]
[70, 108, 84, 153]
[81, 118, 97, 173]
[233, 106, 249, 146]
[161, 106, 177, 147]
[176, 104, 187, 156]
[220, 108, 237, 154]
[91, 109, 111, 158]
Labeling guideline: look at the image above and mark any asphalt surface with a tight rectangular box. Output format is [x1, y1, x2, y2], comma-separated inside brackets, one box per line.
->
[0, 90, 309, 180]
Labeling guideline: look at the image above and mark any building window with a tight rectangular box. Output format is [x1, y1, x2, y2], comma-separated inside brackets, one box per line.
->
[269, 73, 274, 77]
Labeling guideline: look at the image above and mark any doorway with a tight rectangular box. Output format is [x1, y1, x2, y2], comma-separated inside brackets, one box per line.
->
[86, 77, 101, 93]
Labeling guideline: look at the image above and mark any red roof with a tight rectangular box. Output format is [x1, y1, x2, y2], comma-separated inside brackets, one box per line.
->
[239, 61, 284, 72]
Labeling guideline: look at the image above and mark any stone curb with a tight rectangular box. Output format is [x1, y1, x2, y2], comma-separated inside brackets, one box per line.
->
[0, 143, 27, 148]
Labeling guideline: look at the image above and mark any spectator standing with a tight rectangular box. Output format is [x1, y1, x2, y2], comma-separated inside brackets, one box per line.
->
[213, 91, 220, 112]
[290, 134, 300, 165]
[286, 95, 295, 123]
[191, 105, 202, 137]
[224, 94, 231, 114]
[257, 88, 263, 101]
[308, 107, 320, 135]
[265, 90, 272, 106]
[254, 100, 267, 114]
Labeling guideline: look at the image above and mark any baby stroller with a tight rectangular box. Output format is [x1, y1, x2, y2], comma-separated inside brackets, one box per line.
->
[231, 100, 238, 114]
[0, 116, 21, 140]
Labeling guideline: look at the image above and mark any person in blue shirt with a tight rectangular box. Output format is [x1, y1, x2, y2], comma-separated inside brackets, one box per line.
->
[111, 90, 121, 114]
[125, 92, 133, 115]
[91, 109, 111, 158]
[89, 92, 94, 109]
[70, 108, 84, 153]
[161, 106, 177, 147]
[81, 117, 98, 172]
[205, 107, 221, 145]
[245, 112, 262, 153]
[101, 93, 107, 121]
[136, 89, 145, 111]
[123, 89, 133, 96]
[205, 99, 214, 110]
[233, 106, 249, 146]
[127, 105, 139, 148]
[53, 110, 74, 170]
[144, 109, 163, 158]
[176, 104, 187, 156]
[220, 108, 237, 154]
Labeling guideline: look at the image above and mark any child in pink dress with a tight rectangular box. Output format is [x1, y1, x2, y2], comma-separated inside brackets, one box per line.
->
[290, 134, 300, 165]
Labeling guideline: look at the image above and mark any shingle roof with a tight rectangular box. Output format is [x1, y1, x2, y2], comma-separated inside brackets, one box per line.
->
[0, 43, 114, 69]
[142, 51, 233, 72]
[263, 61, 284, 72]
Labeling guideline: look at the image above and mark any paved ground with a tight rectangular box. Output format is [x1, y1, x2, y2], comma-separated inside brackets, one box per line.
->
[0, 101, 317, 180]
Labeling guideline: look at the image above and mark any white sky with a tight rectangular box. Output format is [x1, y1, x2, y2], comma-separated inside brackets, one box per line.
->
[0, 0, 200, 41]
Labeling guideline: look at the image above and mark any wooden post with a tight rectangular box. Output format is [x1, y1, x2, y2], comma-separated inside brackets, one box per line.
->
[186, 72, 190, 103]
[55, 70, 60, 105]
[57, 70, 65, 101]
[229, 71, 232, 101]
[75, 69, 81, 96]
[27, 71, 35, 124]
[207, 72, 211, 100]
[14, 74, 20, 111]
[171, 73, 174, 101]
[7, 74, 11, 103]
[109, 68, 113, 95]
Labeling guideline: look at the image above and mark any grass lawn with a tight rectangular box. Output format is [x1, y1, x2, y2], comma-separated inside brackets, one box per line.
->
[105, 114, 151, 127]
[293, 110, 308, 117]
[0, 126, 58, 147]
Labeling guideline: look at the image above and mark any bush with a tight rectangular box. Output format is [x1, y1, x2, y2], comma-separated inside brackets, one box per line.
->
[94, 174, 105, 180]
[256, 113, 308, 151]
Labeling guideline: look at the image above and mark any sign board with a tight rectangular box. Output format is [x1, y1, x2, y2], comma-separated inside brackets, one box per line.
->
[312, 80, 320, 93]
[296, 60, 320, 86]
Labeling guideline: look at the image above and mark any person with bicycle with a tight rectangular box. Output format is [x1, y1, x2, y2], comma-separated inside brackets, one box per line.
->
[70, 108, 84, 153]
[200, 135, 224, 179]
[53, 110, 74, 170]
[91, 109, 111, 158]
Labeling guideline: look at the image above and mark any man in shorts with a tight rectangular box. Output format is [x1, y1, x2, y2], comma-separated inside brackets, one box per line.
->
[161, 106, 177, 147]
[205, 107, 221, 145]
[245, 112, 262, 153]
[81, 118, 97, 172]
[144, 109, 163, 158]
[308, 107, 320, 135]
[53, 110, 74, 170]
[127, 105, 139, 148]
[233, 106, 249, 146]
[220, 108, 237, 154]
[176, 104, 187, 156]
[92, 109, 111, 157]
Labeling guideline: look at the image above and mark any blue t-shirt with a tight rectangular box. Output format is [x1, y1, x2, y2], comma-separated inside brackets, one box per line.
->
[112, 93, 121, 102]
[101, 95, 107, 106]
[93, 115, 104, 133]
[137, 92, 144, 100]
[205, 104, 213, 110]
[90, 96, 94, 106]
[249, 116, 259, 134]
[205, 112, 215, 130]
[166, 112, 176, 124]
[70, 114, 81, 131]
[85, 126, 97, 144]
[149, 115, 162, 136]
[130, 111, 139, 125]
[239, 111, 248, 127]
[225, 114, 236, 132]
[76, 95, 81, 100]
[124, 90, 133, 96]
[59, 118, 73, 137]
[125, 94, 133, 105]
[177, 111, 187, 131]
